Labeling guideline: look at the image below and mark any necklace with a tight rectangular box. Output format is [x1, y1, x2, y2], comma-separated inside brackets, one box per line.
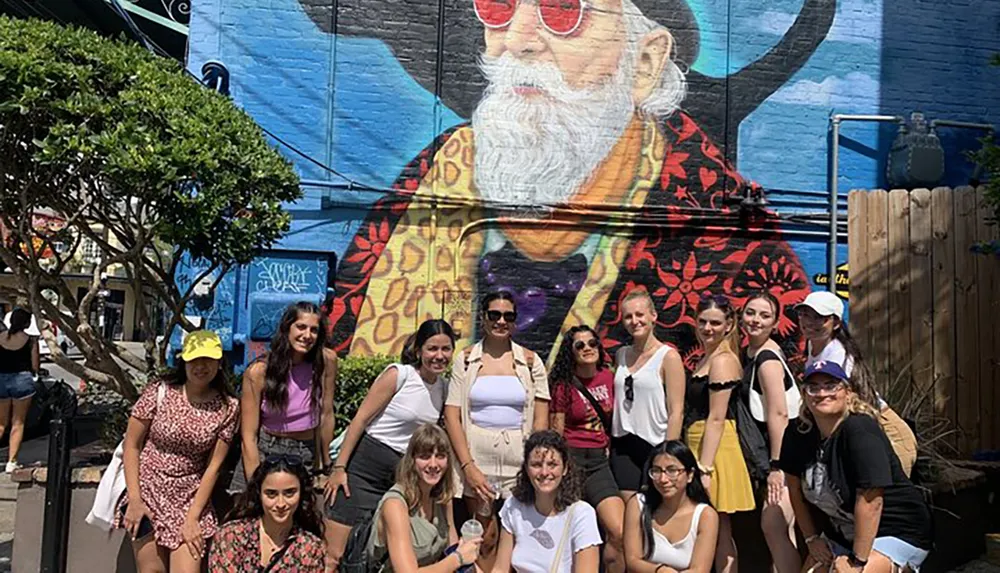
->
[259, 520, 288, 565]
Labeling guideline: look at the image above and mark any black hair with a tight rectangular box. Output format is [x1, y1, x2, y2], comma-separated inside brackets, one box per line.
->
[400, 319, 457, 366]
[639, 440, 713, 559]
[162, 355, 234, 396]
[7, 308, 31, 336]
[262, 302, 329, 412]
[480, 290, 517, 314]
[833, 321, 880, 409]
[511, 431, 583, 513]
[548, 325, 607, 399]
[225, 455, 325, 539]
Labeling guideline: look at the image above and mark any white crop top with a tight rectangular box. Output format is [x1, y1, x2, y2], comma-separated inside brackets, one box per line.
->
[468, 375, 525, 429]
[612, 345, 674, 445]
[366, 364, 447, 454]
[639, 495, 709, 570]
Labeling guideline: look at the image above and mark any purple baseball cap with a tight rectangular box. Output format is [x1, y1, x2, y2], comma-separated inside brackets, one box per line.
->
[803, 360, 849, 383]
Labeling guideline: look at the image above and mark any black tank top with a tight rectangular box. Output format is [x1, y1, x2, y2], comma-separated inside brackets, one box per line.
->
[0, 337, 32, 374]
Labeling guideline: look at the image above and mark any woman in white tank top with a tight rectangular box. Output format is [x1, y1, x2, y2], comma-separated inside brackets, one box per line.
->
[610, 290, 686, 495]
[624, 440, 719, 573]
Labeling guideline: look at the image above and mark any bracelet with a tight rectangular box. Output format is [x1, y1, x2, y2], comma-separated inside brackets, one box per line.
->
[654, 565, 668, 573]
[460, 460, 475, 471]
[697, 462, 715, 476]
[455, 551, 467, 568]
[804, 534, 821, 544]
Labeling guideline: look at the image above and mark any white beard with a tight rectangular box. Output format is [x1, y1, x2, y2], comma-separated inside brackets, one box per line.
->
[472, 52, 636, 207]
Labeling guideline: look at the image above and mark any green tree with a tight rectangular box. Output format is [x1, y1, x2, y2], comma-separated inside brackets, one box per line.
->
[0, 17, 301, 399]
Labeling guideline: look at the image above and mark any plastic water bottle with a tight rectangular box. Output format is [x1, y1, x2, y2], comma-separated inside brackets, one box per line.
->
[460, 519, 484, 542]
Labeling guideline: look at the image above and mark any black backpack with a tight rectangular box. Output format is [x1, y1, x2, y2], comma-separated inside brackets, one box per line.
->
[339, 514, 387, 573]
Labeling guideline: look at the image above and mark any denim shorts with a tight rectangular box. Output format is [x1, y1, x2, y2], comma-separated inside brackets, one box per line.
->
[0, 372, 35, 400]
[229, 431, 316, 492]
[827, 534, 929, 571]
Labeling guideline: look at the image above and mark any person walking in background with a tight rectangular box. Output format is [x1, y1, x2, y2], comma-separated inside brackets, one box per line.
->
[549, 325, 625, 573]
[685, 295, 754, 573]
[795, 292, 917, 478]
[610, 290, 686, 498]
[780, 361, 932, 573]
[326, 320, 457, 569]
[116, 330, 239, 573]
[443, 291, 550, 569]
[623, 440, 719, 573]
[363, 424, 480, 573]
[209, 455, 327, 571]
[0, 308, 40, 473]
[492, 431, 601, 573]
[741, 292, 801, 573]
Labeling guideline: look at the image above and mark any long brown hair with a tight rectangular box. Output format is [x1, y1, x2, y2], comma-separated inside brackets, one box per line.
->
[696, 294, 741, 356]
[395, 424, 456, 511]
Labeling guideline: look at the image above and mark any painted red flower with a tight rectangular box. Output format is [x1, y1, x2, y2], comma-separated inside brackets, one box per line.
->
[345, 218, 391, 275]
[654, 252, 718, 327]
[724, 242, 810, 337]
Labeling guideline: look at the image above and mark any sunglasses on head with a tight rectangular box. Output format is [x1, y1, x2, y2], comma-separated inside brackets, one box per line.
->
[573, 339, 600, 352]
[486, 310, 518, 323]
[701, 293, 731, 308]
[473, 0, 615, 37]
[624, 374, 634, 403]
[264, 453, 304, 467]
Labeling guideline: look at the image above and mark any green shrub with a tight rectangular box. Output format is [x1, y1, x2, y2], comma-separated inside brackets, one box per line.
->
[334, 354, 396, 430]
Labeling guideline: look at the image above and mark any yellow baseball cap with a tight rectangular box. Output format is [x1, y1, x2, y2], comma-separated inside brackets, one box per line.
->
[181, 330, 223, 361]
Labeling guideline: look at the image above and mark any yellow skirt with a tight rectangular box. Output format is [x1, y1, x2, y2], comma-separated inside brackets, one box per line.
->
[686, 419, 755, 513]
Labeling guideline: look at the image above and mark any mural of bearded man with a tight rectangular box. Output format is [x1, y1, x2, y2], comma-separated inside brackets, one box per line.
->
[325, 0, 814, 366]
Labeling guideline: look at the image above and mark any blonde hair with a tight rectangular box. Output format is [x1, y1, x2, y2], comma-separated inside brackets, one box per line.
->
[395, 424, 456, 510]
[621, 288, 656, 314]
[796, 382, 880, 433]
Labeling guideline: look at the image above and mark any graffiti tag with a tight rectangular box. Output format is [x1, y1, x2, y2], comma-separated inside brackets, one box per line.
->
[254, 261, 312, 294]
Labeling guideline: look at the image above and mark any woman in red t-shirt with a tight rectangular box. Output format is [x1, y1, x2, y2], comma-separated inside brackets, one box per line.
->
[549, 325, 624, 573]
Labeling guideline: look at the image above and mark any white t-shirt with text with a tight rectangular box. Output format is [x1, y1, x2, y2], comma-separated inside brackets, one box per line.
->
[499, 498, 602, 573]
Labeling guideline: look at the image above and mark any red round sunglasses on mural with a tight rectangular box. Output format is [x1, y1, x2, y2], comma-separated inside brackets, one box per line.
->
[472, 0, 601, 36]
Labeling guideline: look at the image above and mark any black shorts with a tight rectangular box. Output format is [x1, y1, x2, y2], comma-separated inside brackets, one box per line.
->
[325, 433, 402, 526]
[569, 447, 619, 507]
[230, 431, 315, 493]
[609, 434, 654, 492]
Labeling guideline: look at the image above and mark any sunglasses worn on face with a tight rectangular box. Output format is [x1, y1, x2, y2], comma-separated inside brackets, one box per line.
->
[648, 466, 686, 480]
[573, 339, 600, 351]
[486, 310, 518, 323]
[473, 0, 614, 36]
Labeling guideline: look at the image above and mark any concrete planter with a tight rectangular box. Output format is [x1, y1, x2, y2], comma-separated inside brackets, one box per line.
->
[11, 467, 136, 573]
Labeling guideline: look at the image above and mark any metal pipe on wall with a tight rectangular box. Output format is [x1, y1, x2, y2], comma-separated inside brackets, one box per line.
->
[828, 113, 905, 293]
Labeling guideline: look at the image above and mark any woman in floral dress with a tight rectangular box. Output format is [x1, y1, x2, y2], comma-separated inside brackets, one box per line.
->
[209, 454, 326, 572]
[116, 330, 240, 572]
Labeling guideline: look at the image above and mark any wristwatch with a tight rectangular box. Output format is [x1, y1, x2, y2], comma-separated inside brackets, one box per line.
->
[847, 552, 868, 569]
[769, 459, 781, 471]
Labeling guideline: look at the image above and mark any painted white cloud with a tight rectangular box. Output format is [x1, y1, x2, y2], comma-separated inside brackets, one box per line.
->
[767, 71, 880, 108]
[746, 2, 880, 45]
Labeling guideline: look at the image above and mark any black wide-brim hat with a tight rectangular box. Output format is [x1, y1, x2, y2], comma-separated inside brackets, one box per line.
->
[297, 0, 700, 119]
[295, 0, 836, 161]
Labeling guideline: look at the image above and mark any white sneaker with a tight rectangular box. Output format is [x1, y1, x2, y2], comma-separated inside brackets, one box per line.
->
[4, 461, 20, 473]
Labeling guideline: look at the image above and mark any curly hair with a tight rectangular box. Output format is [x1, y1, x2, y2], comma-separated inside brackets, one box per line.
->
[225, 455, 325, 539]
[395, 424, 456, 511]
[548, 325, 608, 400]
[511, 431, 583, 513]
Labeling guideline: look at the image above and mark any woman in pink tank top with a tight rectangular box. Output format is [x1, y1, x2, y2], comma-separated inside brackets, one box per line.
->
[236, 302, 338, 551]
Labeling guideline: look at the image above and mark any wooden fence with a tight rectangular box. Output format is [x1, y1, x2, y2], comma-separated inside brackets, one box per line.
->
[848, 186, 1000, 456]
